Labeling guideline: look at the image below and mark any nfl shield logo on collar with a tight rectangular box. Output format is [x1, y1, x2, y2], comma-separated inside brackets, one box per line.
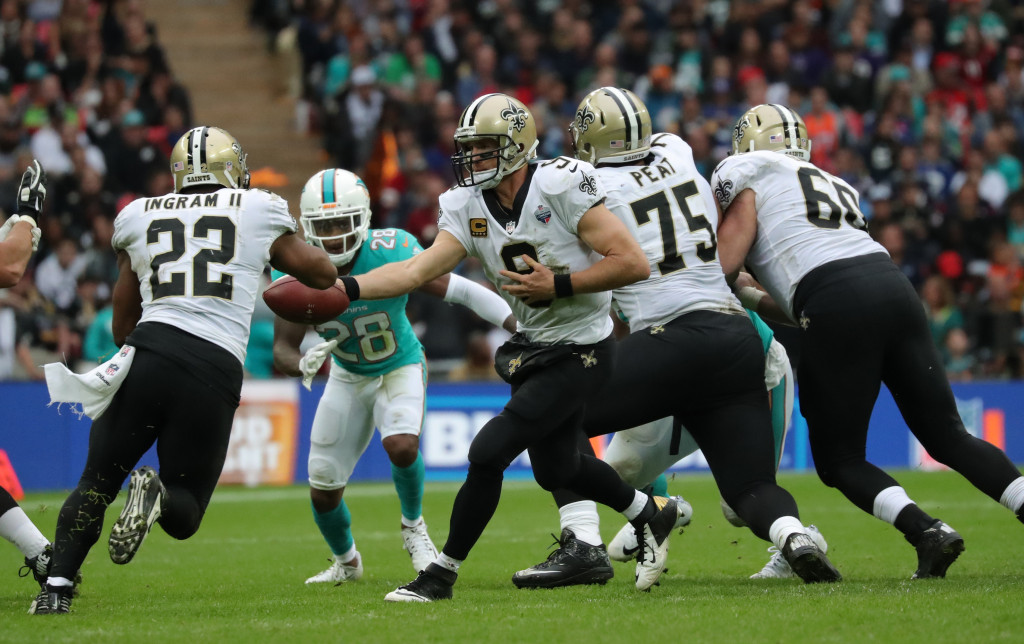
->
[505, 220, 516, 234]
[535, 205, 551, 224]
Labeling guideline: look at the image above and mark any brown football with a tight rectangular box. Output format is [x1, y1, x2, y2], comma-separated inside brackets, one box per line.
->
[263, 275, 350, 325]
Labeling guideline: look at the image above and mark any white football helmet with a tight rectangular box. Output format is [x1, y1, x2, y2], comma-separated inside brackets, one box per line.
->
[300, 169, 371, 267]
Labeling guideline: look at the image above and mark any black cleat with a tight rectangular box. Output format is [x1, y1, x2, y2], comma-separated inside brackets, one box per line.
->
[29, 583, 73, 615]
[20, 544, 52, 589]
[109, 466, 165, 565]
[782, 532, 842, 583]
[20, 544, 83, 596]
[512, 529, 614, 589]
[384, 563, 456, 602]
[908, 520, 964, 579]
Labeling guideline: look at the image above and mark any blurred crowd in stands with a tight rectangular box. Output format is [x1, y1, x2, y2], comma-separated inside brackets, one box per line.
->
[253, 0, 1024, 381]
[3, 0, 1024, 383]
[0, 0, 191, 381]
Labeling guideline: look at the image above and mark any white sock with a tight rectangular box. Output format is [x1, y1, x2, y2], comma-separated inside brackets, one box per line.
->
[337, 544, 357, 564]
[401, 515, 423, 529]
[872, 486, 914, 525]
[768, 516, 805, 550]
[0, 507, 48, 559]
[434, 552, 462, 574]
[621, 491, 649, 522]
[998, 476, 1024, 513]
[559, 501, 601, 546]
[46, 576, 74, 588]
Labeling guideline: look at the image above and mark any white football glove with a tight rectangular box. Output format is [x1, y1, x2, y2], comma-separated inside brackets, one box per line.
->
[0, 214, 41, 251]
[299, 338, 340, 391]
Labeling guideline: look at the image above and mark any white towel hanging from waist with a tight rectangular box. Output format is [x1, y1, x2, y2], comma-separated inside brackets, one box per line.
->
[44, 345, 137, 420]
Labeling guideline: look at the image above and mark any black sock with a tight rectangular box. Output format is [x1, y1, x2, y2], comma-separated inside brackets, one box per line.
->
[631, 497, 657, 528]
[894, 505, 937, 543]
[425, 562, 457, 585]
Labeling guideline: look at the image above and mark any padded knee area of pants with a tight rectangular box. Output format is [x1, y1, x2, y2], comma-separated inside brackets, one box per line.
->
[308, 456, 346, 489]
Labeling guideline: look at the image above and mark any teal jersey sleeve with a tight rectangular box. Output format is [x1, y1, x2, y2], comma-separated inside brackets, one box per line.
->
[746, 309, 775, 355]
[273, 229, 425, 376]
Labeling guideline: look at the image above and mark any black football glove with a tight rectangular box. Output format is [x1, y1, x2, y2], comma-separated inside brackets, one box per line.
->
[17, 159, 47, 215]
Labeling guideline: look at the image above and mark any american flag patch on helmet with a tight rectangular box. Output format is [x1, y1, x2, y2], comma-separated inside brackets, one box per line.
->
[173, 161, 184, 171]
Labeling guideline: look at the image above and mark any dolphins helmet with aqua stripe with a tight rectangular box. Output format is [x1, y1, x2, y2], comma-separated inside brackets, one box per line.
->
[299, 168, 371, 267]
[569, 87, 652, 166]
[170, 126, 250, 193]
[731, 104, 812, 161]
[451, 93, 539, 190]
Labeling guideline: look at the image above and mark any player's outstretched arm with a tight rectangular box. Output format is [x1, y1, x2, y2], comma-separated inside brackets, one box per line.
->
[0, 219, 35, 287]
[0, 160, 46, 287]
[716, 188, 758, 282]
[112, 250, 143, 345]
[269, 231, 337, 289]
[419, 273, 516, 333]
[272, 316, 307, 377]
[343, 231, 466, 301]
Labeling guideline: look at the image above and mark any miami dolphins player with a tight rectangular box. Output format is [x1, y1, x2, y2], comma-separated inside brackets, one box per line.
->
[273, 169, 515, 584]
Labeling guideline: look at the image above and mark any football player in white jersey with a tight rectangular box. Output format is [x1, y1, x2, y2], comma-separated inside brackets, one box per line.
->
[513, 88, 839, 588]
[1, 161, 64, 596]
[273, 168, 515, 584]
[334, 93, 682, 602]
[713, 104, 1024, 579]
[30, 127, 337, 615]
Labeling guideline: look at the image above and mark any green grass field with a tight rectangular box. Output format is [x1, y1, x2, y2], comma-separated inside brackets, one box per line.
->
[3, 470, 1022, 643]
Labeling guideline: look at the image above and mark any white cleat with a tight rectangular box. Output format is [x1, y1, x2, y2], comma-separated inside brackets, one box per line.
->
[306, 552, 363, 584]
[401, 520, 439, 573]
[633, 497, 678, 591]
[609, 495, 692, 562]
[750, 525, 827, 579]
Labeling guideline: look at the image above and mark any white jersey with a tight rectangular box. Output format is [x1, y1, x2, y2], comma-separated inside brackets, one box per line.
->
[439, 159, 613, 345]
[112, 188, 297, 364]
[599, 133, 742, 332]
[711, 150, 885, 319]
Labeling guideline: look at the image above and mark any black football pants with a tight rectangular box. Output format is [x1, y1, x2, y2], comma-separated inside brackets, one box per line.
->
[794, 253, 1022, 515]
[50, 327, 240, 581]
[442, 336, 641, 561]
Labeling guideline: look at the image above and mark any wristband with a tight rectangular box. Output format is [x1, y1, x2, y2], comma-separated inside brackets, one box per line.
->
[553, 273, 574, 298]
[737, 286, 766, 309]
[339, 275, 361, 301]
